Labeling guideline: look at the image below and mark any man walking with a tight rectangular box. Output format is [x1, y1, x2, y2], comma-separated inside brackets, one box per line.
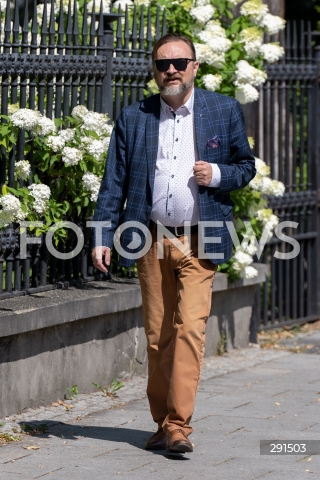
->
[92, 34, 255, 453]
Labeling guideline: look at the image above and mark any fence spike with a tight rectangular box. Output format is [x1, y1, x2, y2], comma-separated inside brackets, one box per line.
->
[132, 4, 137, 58]
[40, 0, 48, 53]
[124, 4, 129, 57]
[12, 0, 20, 51]
[300, 20, 305, 62]
[90, 0, 96, 48]
[139, 5, 145, 58]
[21, 0, 29, 54]
[82, 0, 88, 51]
[49, 0, 56, 54]
[73, 0, 80, 54]
[116, 4, 122, 53]
[57, 0, 65, 54]
[292, 20, 298, 63]
[285, 21, 291, 63]
[307, 21, 312, 63]
[147, 5, 152, 54]
[155, 6, 160, 42]
[97, 0, 104, 45]
[162, 9, 166, 36]
[66, 0, 73, 44]
[31, 0, 38, 54]
[4, 0, 11, 51]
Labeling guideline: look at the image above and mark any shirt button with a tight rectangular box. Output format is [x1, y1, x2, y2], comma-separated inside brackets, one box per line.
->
[175, 138, 178, 141]
[177, 120, 180, 123]
[171, 174, 174, 178]
[174, 156, 176, 159]
[168, 213, 171, 216]
[169, 194, 172, 198]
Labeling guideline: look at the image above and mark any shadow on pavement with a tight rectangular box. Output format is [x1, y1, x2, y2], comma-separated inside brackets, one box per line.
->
[17, 420, 190, 461]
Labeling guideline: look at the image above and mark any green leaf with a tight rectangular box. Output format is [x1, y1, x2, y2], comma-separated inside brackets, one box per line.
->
[230, 49, 240, 61]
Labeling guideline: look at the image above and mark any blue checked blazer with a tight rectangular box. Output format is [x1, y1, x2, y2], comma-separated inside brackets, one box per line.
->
[92, 87, 256, 266]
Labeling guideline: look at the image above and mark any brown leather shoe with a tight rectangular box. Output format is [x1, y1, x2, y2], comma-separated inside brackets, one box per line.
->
[166, 429, 193, 453]
[145, 428, 167, 450]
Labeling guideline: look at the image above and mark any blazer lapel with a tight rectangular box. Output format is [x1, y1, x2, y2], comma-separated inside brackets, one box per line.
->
[194, 88, 208, 161]
[145, 97, 160, 196]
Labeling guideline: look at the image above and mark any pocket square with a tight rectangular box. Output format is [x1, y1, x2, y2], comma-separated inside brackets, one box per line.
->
[207, 136, 221, 149]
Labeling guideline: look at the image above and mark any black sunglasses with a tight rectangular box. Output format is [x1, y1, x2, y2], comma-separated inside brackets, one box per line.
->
[154, 58, 195, 72]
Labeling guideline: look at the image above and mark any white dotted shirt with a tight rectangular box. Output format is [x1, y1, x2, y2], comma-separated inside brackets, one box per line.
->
[150, 88, 221, 227]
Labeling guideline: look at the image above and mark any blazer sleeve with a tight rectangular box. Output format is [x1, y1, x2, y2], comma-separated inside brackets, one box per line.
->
[216, 100, 256, 194]
[91, 109, 127, 249]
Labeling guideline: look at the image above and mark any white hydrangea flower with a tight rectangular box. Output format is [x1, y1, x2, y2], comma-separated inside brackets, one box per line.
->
[87, 0, 111, 12]
[194, 0, 211, 5]
[72, 105, 89, 120]
[10, 109, 41, 130]
[235, 84, 259, 104]
[113, 0, 133, 10]
[32, 116, 57, 136]
[82, 172, 102, 202]
[256, 209, 279, 231]
[233, 249, 256, 277]
[255, 208, 272, 224]
[260, 43, 285, 63]
[202, 74, 223, 92]
[240, 0, 269, 24]
[240, 27, 263, 58]
[46, 135, 66, 152]
[242, 265, 259, 279]
[8, 103, 20, 115]
[14, 160, 31, 181]
[234, 250, 254, 266]
[62, 146, 83, 166]
[59, 128, 75, 142]
[190, 5, 215, 24]
[194, 43, 225, 68]
[100, 123, 113, 137]
[235, 60, 267, 87]
[82, 112, 110, 136]
[102, 136, 111, 150]
[203, 20, 226, 37]
[28, 183, 51, 215]
[259, 13, 286, 35]
[198, 32, 232, 55]
[245, 243, 258, 256]
[135, 0, 150, 5]
[0, 193, 27, 225]
[270, 179, 285, 196]
[255, 158, 270, 177]
[86, 139, 107, 161]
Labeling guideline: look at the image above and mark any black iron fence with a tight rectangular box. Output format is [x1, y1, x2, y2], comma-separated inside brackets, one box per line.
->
[250, 20, 320, 337]
[0, 0, 166, 297]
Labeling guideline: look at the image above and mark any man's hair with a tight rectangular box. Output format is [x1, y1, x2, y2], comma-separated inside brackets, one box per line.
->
[152, 34, 196, 62]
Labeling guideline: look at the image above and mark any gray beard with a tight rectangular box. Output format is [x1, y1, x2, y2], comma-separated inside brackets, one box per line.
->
[159, 76, 194, 96]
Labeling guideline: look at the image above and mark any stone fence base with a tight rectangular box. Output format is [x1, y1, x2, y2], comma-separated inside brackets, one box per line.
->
[0, 264, 266, 418]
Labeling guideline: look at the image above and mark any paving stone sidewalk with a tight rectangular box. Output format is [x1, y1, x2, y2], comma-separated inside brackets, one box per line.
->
[0, 345, 320, 480]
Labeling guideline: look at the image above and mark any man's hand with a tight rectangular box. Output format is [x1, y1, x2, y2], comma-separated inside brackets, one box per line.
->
[193, 161, 212, 186]
[92, 246, 110, 273]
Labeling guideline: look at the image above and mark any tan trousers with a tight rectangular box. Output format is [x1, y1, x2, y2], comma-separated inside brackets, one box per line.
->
[137, 224, 217, 436]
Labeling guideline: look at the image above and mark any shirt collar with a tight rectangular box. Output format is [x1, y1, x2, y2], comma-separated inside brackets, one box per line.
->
[160, 88, 194, 117]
